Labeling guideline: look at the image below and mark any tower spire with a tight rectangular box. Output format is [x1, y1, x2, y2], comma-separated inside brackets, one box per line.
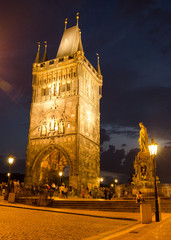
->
[78, 28, 83, 52]
[34, 42, 40, 63]
[65, 18, 68, 30]
[96, 53, 101, 75]
[76, 12, 79, 26]
[42, 41, 48, 62]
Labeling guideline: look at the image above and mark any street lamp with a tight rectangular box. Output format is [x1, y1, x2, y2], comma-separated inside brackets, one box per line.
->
[114, 179, 118, 184]
[8, 156, 14, 182]
[99, 177, 104, 187]
[100, 177, 104, 183]
[59, 171, 63, 185]
[149, 138, 159, 222]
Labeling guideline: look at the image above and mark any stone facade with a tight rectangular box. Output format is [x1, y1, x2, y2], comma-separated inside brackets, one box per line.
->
[25, 21, 103, 192]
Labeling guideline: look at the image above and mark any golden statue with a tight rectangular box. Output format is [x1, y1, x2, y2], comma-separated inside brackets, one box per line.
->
[138, 122, 149, 152]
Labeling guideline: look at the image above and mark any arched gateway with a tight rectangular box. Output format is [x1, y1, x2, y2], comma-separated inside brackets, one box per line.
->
[32, 145, 72, 185]
[25, 16, 103, 192]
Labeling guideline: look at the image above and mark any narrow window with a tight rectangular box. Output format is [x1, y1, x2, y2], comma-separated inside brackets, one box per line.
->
[67, 83, 70, 91]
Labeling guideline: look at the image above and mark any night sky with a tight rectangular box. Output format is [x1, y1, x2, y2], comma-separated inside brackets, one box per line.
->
[0, 0, 171, 183]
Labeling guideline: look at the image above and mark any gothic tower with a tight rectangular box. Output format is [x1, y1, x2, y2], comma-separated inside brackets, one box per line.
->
[25, 16, 103, 191]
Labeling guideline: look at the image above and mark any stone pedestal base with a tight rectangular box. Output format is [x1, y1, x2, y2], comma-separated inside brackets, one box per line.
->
[140, 204, 152, 224]
[132, 187, 154, 196]
[8, 193, 15, 203]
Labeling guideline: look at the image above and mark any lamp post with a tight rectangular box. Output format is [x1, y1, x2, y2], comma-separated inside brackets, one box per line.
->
[100, 177, 104, 187]
[114, 179, 118, 184]
[59, 171, 63, 185]
[114, 179, 118, 197]
[8, 156, 14, 182]
[100, 177, 104, 183]
[98, 177, 104, 187]
[148, 138, 159, 222]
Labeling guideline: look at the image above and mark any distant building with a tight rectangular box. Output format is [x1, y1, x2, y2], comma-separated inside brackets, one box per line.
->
[25, 15, 103, 192]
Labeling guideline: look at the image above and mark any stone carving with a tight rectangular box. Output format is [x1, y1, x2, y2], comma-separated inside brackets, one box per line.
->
[138, 122, 149, 152]
[132, 123, 157, 195]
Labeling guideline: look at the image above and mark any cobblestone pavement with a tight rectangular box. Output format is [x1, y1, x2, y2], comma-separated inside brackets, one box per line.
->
[0, 206, 137, 240]
[109, 215, 171, 240]
[86, 214, 171, 240]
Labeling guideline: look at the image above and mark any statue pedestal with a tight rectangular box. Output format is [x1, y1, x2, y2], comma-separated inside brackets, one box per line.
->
[140, 204, 152, 224]
[132, 186, 154, 196]
[132, 151, 157, 196]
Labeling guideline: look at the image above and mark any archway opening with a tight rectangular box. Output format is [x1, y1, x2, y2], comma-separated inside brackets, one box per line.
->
[34, 147, 69, 186]
[62, 165, 69, 186]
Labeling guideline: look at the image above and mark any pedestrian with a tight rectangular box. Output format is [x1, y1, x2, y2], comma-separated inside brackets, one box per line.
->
[51, 183, 56, 191]
[108, 190, 113, 200]
[85, 187, 90, 198]
[2, 183, 6, 196]
[104, 187, 108, 200]
[49, 186, 54, 199]
[11, 181, 14, 193]
[81, 187, 85, 198]
[59, 183, 65, 198]
[63, 185, 68, 199]
[136, 190, 143, 203]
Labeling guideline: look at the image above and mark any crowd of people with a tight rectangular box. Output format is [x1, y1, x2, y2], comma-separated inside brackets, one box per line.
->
[0, 180, 23, 199]
[81, 186, 117, 199]
[0, 180, 120, 200]
[0, 180, 72, 200]
[30, 182, 72, 199]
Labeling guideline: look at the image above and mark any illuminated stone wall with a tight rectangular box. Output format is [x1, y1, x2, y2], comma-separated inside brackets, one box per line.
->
[25, 50, 102, 191]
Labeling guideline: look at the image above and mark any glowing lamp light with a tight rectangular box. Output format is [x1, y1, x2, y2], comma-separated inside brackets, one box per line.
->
[59, 171, 63, 177]
[111, 184, 114, 187]
[8, 157, 14, 165]
[100, 177, 104, 182]
[114, 179, 118, 183]
[7, 173, 10, 177]
[149, 138, 158, 156]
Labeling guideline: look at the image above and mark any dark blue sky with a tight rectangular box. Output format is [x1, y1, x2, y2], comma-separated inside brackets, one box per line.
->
[0, 0, 171, 183]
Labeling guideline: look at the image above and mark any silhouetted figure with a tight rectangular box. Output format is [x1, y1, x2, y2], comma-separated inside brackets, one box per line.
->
[11, 181, 14, 193]
[136, 191, 143, 203]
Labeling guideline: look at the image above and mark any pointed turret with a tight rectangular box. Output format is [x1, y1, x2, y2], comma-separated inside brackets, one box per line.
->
[34, 42, 40, 63]
[42, 41, 48, 62]
[65, 18, 68, 30]
[96, 53, 101, 75]
[78, 29, 83, 52]
[76, 12, 79, 26]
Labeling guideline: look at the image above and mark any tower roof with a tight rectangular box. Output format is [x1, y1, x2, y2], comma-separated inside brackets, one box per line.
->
[57, 25, 83, 58]
[42, 41, 48, 62]
[34, 42, 40, 63]
[96, 53, 101, 75]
